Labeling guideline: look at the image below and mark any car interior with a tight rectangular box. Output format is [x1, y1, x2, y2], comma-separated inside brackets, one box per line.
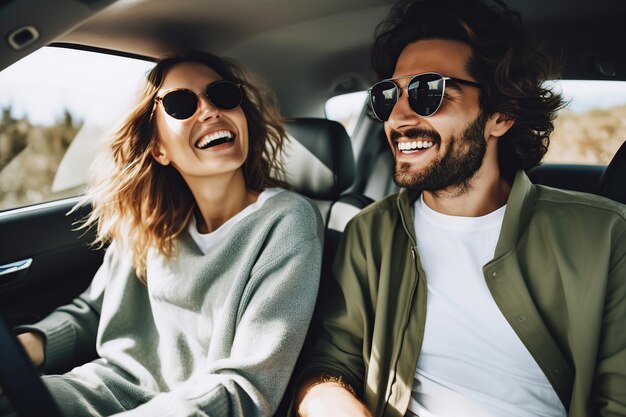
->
[0, 0, 625, 414]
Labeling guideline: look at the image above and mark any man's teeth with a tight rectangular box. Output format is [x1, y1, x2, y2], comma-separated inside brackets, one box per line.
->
[195, 130, 233, 149]
[398, 141, 433, 151]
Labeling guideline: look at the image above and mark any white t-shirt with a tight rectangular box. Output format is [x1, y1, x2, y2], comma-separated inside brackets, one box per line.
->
[188, 188, 284, 255]
[407, 195, 566, 417]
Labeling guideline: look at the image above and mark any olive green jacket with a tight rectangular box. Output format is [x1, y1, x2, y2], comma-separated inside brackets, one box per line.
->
[297, 171, 626, 417]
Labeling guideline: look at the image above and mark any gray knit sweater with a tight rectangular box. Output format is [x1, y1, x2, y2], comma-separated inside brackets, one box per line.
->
[24, 190, 323, 417]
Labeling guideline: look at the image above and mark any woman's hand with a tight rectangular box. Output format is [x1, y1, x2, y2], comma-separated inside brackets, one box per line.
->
[0, 332, 44, 397]
[297, 381, 373, 417]
[16, 331, 45, 368]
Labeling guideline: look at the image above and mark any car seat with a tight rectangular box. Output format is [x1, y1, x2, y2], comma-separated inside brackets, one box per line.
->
[283, 118, 356, 222]
[353, 121, 399, 201]
[599, 140, 626, 205]
[283, 118, 373, 277]
[275, 117, 372, 417]
[527, 163, 605, 194]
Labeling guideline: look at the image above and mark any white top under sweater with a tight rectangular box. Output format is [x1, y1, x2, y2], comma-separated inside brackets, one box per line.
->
[407, 195, 566, 417]
[188, 188, 284, 255]
[20, 190, 323, 417]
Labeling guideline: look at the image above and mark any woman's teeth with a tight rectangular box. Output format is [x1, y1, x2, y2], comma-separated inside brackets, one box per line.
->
[195, 130, 234, 149]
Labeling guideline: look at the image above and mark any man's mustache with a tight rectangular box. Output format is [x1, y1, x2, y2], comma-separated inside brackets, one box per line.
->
[389, 128, 440, 143]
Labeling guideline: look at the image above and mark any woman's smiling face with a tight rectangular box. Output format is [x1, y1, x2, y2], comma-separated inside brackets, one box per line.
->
[152, 61, 249, 182]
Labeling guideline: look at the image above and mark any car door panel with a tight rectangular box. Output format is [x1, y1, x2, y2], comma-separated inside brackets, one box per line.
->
[0, 198, 103, 327]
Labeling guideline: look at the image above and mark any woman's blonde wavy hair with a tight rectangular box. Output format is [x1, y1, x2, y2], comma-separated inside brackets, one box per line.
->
[78, 51, 288, 280]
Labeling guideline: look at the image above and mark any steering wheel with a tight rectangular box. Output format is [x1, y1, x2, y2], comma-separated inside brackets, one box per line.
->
[0, 315, 63, 417]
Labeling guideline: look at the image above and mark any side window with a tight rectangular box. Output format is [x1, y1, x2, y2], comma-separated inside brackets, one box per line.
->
[0, 47, 155, 212]
[545, 80, 626, 164]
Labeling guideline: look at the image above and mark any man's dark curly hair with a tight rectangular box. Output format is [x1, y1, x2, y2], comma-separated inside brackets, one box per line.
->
[372, 0, 566, 181]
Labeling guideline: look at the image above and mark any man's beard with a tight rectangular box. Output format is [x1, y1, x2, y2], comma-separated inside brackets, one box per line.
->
[392, 112, 488, 193]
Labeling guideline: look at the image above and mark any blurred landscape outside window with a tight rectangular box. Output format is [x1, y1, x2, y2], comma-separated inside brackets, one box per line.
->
[326, 80, 626, 165]
[0, 47, 154, 212]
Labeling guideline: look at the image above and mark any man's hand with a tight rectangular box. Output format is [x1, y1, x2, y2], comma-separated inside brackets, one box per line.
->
[16, 331, 45, 368]
[297, 380, 373, 417]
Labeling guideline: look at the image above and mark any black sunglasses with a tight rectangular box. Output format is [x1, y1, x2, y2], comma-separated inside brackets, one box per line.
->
[368, 72, 481, 121]
[154, 80, 243, 120]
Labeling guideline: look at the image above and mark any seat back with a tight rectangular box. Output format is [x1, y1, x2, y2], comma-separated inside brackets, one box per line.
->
[527, 163, 605, 195]
[283, 118, 355, 221]
[599, 140, 626, 204]
[283, 117, 372, 277]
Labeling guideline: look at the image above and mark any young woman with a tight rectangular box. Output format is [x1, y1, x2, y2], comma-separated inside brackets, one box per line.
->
[2, 52, 323, 416]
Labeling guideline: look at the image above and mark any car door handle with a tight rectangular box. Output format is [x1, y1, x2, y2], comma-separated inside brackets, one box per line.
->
[0, 258, 33, 277]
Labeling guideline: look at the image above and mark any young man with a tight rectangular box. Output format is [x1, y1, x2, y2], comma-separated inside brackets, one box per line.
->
[292, 0, 626, 416]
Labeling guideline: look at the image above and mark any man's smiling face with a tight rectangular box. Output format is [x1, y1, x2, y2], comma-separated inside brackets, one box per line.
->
[384, 39, 489, 192]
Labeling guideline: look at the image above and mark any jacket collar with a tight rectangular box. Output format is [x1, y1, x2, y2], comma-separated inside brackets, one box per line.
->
[494, 170, 537, 257]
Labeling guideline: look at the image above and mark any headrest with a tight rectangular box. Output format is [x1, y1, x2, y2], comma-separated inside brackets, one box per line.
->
[600, 140, 626, 205]
[282, 118, 355, 200]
